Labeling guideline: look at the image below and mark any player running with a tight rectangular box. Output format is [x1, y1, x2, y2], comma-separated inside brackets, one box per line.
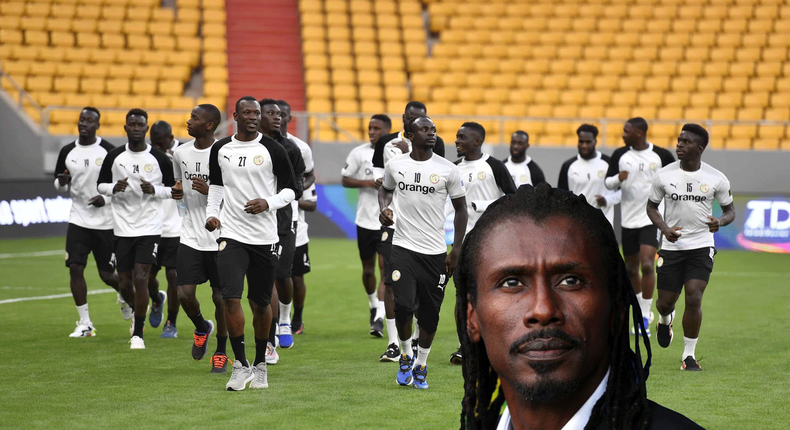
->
[290, 183, 317, 334]
[647, 124, 735, 371]
[503, 130, 546, 187]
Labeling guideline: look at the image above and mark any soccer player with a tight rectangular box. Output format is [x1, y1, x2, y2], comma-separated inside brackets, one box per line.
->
[290, 183, 317, 334]
[277, 100, 315, 189]
[503, 130, 546, 188]
[173, 104, 230, 373]
[54, 107, 124, 337]
[97, 108, 181, 350]
[341, 114, 392, 339]
[148, 120, 181, 336]
[206, 96, 298, 390]
[647, 124, 735, 371]
[379, 117, 467, 389]
[558, 124, 622, 226]
[449, 122, 516, 364]
[605, 118, 675, 334]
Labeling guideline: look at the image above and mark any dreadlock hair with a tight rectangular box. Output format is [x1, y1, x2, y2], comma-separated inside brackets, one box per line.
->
[456, 184, 652, 430]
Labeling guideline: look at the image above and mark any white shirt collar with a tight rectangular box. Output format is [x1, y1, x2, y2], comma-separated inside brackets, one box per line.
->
[496, 369, 610, 430]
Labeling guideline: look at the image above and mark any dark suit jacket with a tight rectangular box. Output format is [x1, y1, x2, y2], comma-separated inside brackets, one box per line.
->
[591, 400, 704, 429]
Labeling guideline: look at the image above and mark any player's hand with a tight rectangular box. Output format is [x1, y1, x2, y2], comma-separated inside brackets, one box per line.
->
[113, 177, 129, 193]
[205, 217, 221, 231]
[87, 195, 105, 207]
[366, 180, 378, 189]
[445, 248, 460, 275]
[595, 195, 607, 207]
[663, 226, 683, 243]
[393, 140, 409, 154]
[141, 178, 156, 195]
[244, 199, 269, 214]
[57, 169, 71, 186]
[705, 216, 721, 233]
[380, 208, 394, 226]
[618, 170, 629, 181]
[374, 178, 383, 190]
[192, 177, 209, 195]
[171, 183, 184, 200]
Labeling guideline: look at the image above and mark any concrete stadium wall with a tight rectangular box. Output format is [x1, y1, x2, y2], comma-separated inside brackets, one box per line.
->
[0, 93, 45, 180]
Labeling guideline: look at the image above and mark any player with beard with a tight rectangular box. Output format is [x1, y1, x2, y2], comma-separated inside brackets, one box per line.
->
[503, 131, 546, 188]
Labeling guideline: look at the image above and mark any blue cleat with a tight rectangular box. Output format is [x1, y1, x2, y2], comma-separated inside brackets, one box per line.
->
[631, 317, 651, 337]
[149, 291, 166, 328]
[160, 321, 178, 338]
[412, 365, 428, 389]
[277, 323, 294, 348]
[396, 354, 414, 386]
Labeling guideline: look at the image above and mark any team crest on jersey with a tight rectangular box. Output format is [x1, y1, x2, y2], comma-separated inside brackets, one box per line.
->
[254, 155, 264, 165]
[520, 174, 527, 182]
[381, 231, 389, 242]
[649, 162, 657, 171]
[430, 173, 440, 184]
[95, 158, 103, 166]
[219, 241, 227, 251]
[477, 171, 486, 180]
[700, 184, 710, 193]
[144, 164, 153, 173]
[64, 252, 69, 261]
[657, 257, 664, 268]
[391, 270, 401, 281]
[598, 170, 605, 178]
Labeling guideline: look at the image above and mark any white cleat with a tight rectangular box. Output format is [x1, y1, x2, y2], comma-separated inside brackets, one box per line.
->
[265, 343, 279, 365]
[118, 294, 133, 320]
[129, 336, 145, 349]
[226, 360, 255, 391]
[69, 321, 95, 338]
[249, 363, 269, 389]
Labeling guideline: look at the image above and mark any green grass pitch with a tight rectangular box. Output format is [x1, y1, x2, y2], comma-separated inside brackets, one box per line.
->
[0, 237, 787, 429]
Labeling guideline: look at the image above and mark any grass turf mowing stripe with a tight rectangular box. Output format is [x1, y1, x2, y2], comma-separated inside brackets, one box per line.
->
[0, 288, 115, 305]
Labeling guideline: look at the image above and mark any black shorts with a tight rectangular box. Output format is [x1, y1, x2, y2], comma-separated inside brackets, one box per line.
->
[65, 223, 115, 272]
[217, 238, 278, 306]
[291, 243, 311, 276]
[176, 243, 220, 288]
[377, 227, 394, 258]
[151, 236, 179, 275]
[114, 235, 160, 273]
[387, 245, 449, 334]
[621, 225, 660, 256]
[275, 223, 297, 279]
[657, 247, 716, 294]
[357, 226, 379, 261]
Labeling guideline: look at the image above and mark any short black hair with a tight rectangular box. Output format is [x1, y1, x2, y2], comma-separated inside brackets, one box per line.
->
[82, 106, 100, 121]
[235, 96, 259, 113]
[405, 101, 427, 113]
[275, 100, 290, 110]
[371, 114, 392, 130]
[407, 116, 432, 133]
[197, 103, 222, 132]
[513, 130, 529, 140]
[461, 121, 486, 142]
[627, 117, 649, 134]
[126, 108, 148, 122]
[259, 98, 278, 109]
[681, 123, 709, 148]
[577, 124, 599, 138]
[150, 120, 172, 136]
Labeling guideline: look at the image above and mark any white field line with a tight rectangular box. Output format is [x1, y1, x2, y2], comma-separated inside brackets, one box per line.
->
[0, 288, 115, 305]
[0, 250, 62, 259]
[714, 271, 786, 278]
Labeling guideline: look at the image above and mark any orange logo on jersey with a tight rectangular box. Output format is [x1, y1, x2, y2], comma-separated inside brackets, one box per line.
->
[430, 173, 440, 184]
[700, 184, 710, 193]
[144, 164, 153, 173]
[95, 158, 103, 166]
[254, 155, 264, 165]
[477, 171, 486, 180]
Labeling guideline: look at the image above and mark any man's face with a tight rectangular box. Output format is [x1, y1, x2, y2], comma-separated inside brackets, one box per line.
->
[368, 118, 389, 144]
[78, 110, 100, 137]
[187, 107, 211, 138]
[406, 117, 437, 148]
[676, 130, 704, 161]
[150, 128, 173, 152]
[233, 100, 261, 134]
[577, 131, 596, 158]
[622, 122, 641, 146]
[455, 126, 478, 158]
[402, 106, 426, 132]
[124, 115, 148, 142]
[510, 133, 529, 158]
[467, 216, 612, 404]
[260, 103, 282, 134]
[279, 104, 292, 128]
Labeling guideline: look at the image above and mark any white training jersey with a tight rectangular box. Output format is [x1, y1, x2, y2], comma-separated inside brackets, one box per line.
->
[53, 137, 115, 230]
[383, 153, 466, 255]
[288, 133, 314, 173]
[160, 139, 182, 238]
[373, 131, 412, 180]
[503, 155, 546, 188]
[558, 151, 623, 226]
[173, 139, 219, 251]
[206, 133, 298, 246]
[296, 183, 317, 247]
[649, 161, 733, 251]
[605, 143, 675, 229]
[454, 154, 516, 234]
[341, 143, 380, 231]
[96, 143, 175, 237]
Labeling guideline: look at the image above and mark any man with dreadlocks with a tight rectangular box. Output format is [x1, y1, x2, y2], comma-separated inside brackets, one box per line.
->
[456, 184, 703, 430]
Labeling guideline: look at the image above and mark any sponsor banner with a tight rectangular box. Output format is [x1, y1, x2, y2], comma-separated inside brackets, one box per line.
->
[0, 179, 72, 238]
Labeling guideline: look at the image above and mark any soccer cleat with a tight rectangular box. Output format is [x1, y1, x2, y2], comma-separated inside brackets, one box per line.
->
[294, 323, 304, 335]
[129, 336, 145, 349]
[160, 321, 178, 338]
[450, 348, 463, 365]
[192, 320, 215, 360]
[249, 362, 269, 389]
[277, 323, 294, 348]
[380, 343, 400, 362]
[69, 321, 95, 338]
[657, 320, 673, 348]
[265, 343, 279, 365]
[681, 356, 702, 371]
[396, 354, 414, 386]
[226, 360, 254, 391]
[631, 317, 651, 337]
[647, 311, 655, 325]
[370, 317, 384, 338]
[149, 291, 166, 328]
[412, 365, 429, 389]
[118, 294, 133, 320]
[210, 352, 229, 374]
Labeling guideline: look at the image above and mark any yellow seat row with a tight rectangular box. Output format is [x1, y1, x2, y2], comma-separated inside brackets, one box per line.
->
[1, 3, 174, 18]
[0, 18, 200, 36]
[17, 75, 188, 96]
[38, 93, 200, 110]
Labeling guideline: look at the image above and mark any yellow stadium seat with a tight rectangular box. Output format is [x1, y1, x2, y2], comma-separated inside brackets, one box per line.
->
[770, 93, 790, 108]
[76, 5, 101, 19]
[305, 69, 329, 85]
[76, 33, 101, 48]
[80, 78, 106, 94]
[723, 77, 749, 92]
[54, 77, 79, 93]
[731, 125, 758, 140]
[331, 69, 355, 85]
[158, 80, 183, 96]
[689, 92, 717, 107]
[763, 47, 788, 62]
[102, 6, 126, 20]
[757, 62, 782, 77]
[684, 108, 709, 120]
[725, 138, 752, 150]
[20, 17, 46, 31]
[758, 125, 786, 140]
[24, 30, 48, 46]
[82, 63, 109, 79]
[47, 18, 72, 33]
[91, 94, 118, 109]
[753, 139, 779, 151]
[105, 78, 129, 94]
[737, 108, 763, 121]
[717, 93, 743, 108]
[696, 77, 723, 92]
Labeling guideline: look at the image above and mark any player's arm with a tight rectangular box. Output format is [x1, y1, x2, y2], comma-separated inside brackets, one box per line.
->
[707, 179, 736, 232]
[378, 163, 395, 226]
[53, 145, 71, 191]
[97, 148, 127, 195]
[597, 189, 622, 208]
[205, 143, 225, 231]
[490, 158, 517, 195]
[248, 140, 298, 214]
[448, 196, 467, 274]
[646, 176, 681, 243]
[147, 151, 181, 199]
[557, 159, 572, 192]
[604, 149, 626, 190]
[303, 169, 315, 189]
[433, 136, 445, 158]
[298, 184, 317, 212]
[341, 150, 374, 188]
[528, 162, 546, 186]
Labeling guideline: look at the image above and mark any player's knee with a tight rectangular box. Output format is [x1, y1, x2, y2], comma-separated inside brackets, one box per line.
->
[98, 271, 115, 285]
[211, 289, 223, 307]
[685, 292, 704, 309]
[656, 299, 674, 315]
[69, 264, 85, 277]
[640, 259, 655, 274]
[362, 267, 376, 280]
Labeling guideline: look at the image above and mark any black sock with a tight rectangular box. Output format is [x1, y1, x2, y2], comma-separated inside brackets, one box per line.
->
[188, 312, 208, 333]
[253, 338, 267, 366]
[149, 289, 159, 303]
[215, 335, 228, 354]
[268, 317, 277, 345]
[230, 335, 247, 367]
[133, 316, 145, 338]
[166, 312, 177, 325]
[293, 306, 303, 324]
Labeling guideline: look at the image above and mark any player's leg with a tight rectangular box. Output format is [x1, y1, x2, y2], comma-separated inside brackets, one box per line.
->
[217, 239, 254, 390]
[65, 224, 96, 336]
[291, 243, 310, 334]
[679, 247, 715, 371]
[246, 243, 278, 389]
[358, 227, 384, 337]
[637, 225, 661, 326]
[655, 250, 684, 349]
[378, 228, 400, 361]
[390, 246, 419, 385]
[176, 244, 213, 356]
[147, 262, 166, 328]
[410, 252, 449, 389]
[160, 267, 179, 337]
[622, 228, 642, 295]
[274, 230, 297, 348]
[91, 228, 120, 293]
[267, 285, 280, 364]
[210, 286, 229, 372]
